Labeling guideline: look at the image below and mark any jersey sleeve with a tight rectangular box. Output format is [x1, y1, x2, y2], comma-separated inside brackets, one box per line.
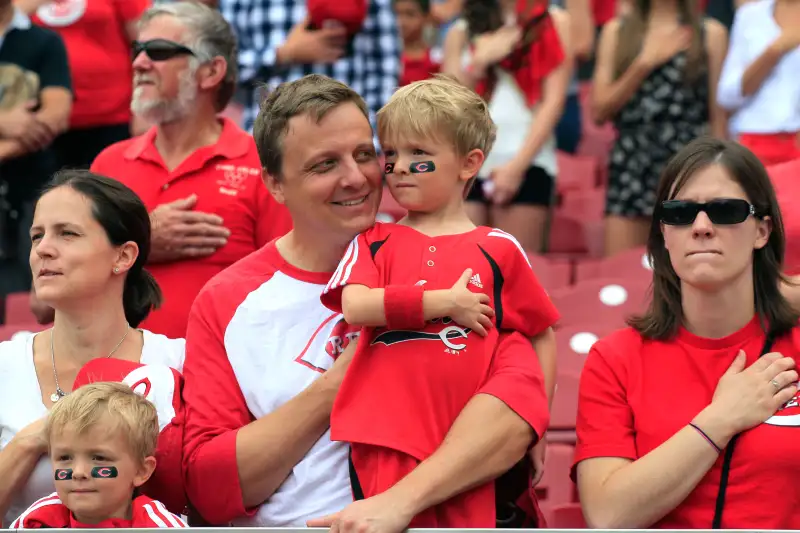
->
[321, 231, 382, 313]
[253, 179, 293, 248]
[492, 231, 559, 337]
[182, 286, 257, 525]
[477, 332, 549, 440]
[571, 342, 637, 481]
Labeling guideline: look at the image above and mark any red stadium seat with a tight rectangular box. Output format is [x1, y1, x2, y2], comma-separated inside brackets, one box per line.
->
[556, 151, 600, 193]
[559, 187, 606, 222]
[547, 212, 589, 255]
[535, 443, 576, 506]
[528, 254, 572, 291]
[377, 186, 406, 222]
[549, 277, 650, 330]
[545, 503, 587, 528]
[550, 372, 579, 429]
[0, 323, 45, 341]
[575, 246, 652, 284]
[4, 291, 38, 325]
[555, 324, 617, 375]
[768, 158, 800, 275]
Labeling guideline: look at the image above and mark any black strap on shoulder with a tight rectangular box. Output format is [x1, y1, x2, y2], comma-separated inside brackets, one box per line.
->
[711, 333, 774, 528]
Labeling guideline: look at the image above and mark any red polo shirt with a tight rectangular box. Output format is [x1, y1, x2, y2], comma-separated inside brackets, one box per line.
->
[91, 118, 292, 339]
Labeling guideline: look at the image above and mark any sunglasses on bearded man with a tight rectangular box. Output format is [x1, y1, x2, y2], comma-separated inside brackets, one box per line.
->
[132, 39, 195, 62]
[659, 198, 766, 226]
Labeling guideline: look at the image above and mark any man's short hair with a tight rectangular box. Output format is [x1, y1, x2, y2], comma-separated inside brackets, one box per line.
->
[139, 1, 238, 111]
[377, 74, 496, 157]
[46, 382, 159, 463]
[253, 74, 371, 180]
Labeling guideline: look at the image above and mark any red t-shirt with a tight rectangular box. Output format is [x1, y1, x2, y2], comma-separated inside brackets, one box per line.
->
[10, 493, 187, 528]
[33, 0, 147, 128]
[322, 222, 559, 460]
[573, 318, 800, 529]
[591, 0, 616, 26]
[90, 118, 293, 339]
[400, 49, 440, 87]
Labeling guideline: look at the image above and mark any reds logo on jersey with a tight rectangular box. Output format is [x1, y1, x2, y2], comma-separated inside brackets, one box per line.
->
[764, 386, 800, 427]
[371, 316, 472, 354]
[325, 318, 361, 358]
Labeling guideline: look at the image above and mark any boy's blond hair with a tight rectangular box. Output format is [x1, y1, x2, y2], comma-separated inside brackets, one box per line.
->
[377, 74, 496, 157]
[46, 382, 159, 463]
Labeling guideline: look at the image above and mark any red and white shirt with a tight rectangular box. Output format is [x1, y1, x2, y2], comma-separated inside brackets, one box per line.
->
[573, 318, 800, 528]
[181, 242, 358, 527]
[321, 223, 559, 459]
[11, 492, 187, 528]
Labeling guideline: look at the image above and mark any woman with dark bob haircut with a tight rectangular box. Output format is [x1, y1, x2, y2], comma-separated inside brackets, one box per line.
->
[572, 137, 800, 529]
[0, 170, 187, 526]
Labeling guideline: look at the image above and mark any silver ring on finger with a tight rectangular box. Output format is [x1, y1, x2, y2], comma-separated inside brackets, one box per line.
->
[770, 378, 781, 392]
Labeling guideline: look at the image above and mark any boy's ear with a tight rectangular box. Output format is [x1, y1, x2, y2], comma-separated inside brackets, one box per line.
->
[133, 456, 157, 488]
[460, 148, 486, 182]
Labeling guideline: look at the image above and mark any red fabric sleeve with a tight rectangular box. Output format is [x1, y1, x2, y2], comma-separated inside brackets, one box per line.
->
[11, 494, 69, 528]
[321, 231, 382, 313]
[112, 0, 148, 22]
[571, 343, 637, 481]
[182, 287, 257, 525]
[495, 233, 560, 337]
[253, 180, 293, 248]
[477, 332, 549, 440]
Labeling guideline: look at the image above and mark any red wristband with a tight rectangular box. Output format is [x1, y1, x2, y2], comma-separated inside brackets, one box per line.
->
[384, 285, 425, 330]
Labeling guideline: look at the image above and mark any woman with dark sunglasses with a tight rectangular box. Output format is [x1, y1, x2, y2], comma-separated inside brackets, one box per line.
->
[572, 137, 800, 529]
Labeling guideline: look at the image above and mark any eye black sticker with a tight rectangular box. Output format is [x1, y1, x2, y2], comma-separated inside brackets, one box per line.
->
[91, 466, 118, 479]
[384, 162, 395, 174]
[54, 469, 73, 481]
[410, 161, 435, 173]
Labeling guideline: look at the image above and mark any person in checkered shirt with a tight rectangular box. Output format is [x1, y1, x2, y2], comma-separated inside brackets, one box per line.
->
[219, 0, 401, 134]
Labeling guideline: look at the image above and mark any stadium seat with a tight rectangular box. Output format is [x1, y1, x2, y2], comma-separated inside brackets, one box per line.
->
[0, 323, 45, 341]
[544, 503, 586, 528]
[550, 372, 580, 429]
[559, 186, 606, 222]
[547, 212, 589, 255]
[528, 254, 572, 291]
[555, 324, 617, 375]
[769, 159, 800, 275]
[575, 246, 652, 284]
[377, 185, 406, 222]
[4, 291, 38, 325]
[549, 277, 650, 330]
[556, 151, 600, 193]
[535, 443, 576, 507]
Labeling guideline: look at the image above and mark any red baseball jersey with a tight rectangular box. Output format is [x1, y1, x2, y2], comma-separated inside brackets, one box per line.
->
[10, 493, 187, 528]
[573, 318, 800, 528]
[321, 222, 559, 460]
[73, 358, 186, 515]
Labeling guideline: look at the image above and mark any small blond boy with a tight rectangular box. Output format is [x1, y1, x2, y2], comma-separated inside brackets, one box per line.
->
[12, 382, 186, 529]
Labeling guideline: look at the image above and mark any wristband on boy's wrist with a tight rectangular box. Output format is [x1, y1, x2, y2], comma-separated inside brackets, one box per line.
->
[384, 285, 425, 330]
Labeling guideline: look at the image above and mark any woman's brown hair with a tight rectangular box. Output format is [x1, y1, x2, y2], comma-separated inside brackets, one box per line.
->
[612, 0, 706, 84]
[629, 137, 799, 340]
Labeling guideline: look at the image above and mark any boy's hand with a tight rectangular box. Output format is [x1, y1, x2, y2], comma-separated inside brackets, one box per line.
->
[447, 269, 494, 336]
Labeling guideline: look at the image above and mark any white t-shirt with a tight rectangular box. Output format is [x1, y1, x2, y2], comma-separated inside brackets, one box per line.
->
[0, 330, 185, 526]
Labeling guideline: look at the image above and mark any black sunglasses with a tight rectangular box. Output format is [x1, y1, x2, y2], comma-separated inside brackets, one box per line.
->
[132, 39, 195, 62]
[660, 198, 764, 226]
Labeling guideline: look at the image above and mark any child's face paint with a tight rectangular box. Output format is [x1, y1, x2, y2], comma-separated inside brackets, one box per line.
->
[54, 468, 73, 481]
[384, 162, 395, 174]
[91, 466, 118, 479]
[409, 161, 435, 173]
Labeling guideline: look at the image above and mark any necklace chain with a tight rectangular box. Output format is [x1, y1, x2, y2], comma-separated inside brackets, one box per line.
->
[50, 324, 131, 403]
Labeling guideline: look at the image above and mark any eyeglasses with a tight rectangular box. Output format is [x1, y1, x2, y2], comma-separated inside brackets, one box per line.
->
[660, 198, 763, 226]
[132, 39, 195, 62]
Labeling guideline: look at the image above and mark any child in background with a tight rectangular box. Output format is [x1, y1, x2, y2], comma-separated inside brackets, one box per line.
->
[395, 0, 442, 86]
[321, 75, 559, 527]
[11, 383, 187, 529]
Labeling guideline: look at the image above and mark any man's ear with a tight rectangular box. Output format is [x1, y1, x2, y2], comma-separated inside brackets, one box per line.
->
[198, 57, 228, 93]
[263, 169, 286, 205]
